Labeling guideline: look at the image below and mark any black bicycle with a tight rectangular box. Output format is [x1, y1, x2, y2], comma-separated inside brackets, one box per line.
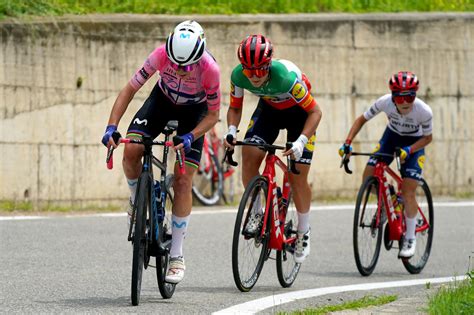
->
[106, 121, 185, 305]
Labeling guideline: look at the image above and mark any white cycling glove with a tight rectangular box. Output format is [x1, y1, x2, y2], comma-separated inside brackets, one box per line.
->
[290, 134, 308, 160]
[225, 125, 238, 144]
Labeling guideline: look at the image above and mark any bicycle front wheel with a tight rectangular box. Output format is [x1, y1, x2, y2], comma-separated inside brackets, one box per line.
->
[131, 174, 150, 306]
[156, 175, 176, 298]
[276, 192, 301, 288]
[402, 178, 434, 274]
[232, 176, 269, 292]
[353, 176, 383, 276]
[192, 151, 223, 206]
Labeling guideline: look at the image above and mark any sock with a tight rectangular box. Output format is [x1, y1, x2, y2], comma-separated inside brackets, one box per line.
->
[127, 178, 138, 204]
[170, 214, 190, 258]
[297, 210, 310, 234]
[405, 215, 417, 240]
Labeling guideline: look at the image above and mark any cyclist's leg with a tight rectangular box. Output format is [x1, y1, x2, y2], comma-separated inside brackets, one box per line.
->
[242, 99, 279, 186]
[400, 149, 425, 255]
[124, 84, 170, 213]
[286, 107, 315, 263]
[165, 102, 208, 283]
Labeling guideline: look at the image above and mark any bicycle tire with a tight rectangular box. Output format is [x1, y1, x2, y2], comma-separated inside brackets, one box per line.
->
[131, 174, 150, 305]
[276, 192, 301, 288]
[353, 176, 383, 276]
[156, 178, 176, 298]
[402, 178, 434, 274]
[192, 151, 224, 206]
[232, 175, 269, 292]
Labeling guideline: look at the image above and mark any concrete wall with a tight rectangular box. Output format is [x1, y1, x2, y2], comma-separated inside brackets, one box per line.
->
[0, 13, 472, 208]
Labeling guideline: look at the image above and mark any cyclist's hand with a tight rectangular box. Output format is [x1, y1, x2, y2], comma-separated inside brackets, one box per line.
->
[224, 125, 237, 149]
[101, 125, 121, 148]
[283, 134, 308, 160]
[175, 133, 194, 154]
[338, 141, 352, 157]
[400, 146, 411, 161]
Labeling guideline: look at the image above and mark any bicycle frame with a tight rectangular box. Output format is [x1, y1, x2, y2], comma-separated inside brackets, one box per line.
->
[364, 160, 431, 242]
[202, 127, 235, 181]
[259, 153, 295, 251]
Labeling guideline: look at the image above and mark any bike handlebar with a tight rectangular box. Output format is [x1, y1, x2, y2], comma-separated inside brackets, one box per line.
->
[105, 137, 184, 174]
[224, 135, 300, 174]
[340, 149, 402, 174]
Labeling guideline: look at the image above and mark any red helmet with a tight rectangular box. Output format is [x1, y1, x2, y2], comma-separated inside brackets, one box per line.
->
[389, 71, 419, 92]
[237, 35, 273, 69]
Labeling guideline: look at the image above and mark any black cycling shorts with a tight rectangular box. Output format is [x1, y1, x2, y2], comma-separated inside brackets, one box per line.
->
[243, 99, 316, 165]
[126, 83, 208, 168]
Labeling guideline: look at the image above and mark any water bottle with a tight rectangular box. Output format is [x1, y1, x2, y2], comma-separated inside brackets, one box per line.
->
[395, 193, 404, 215]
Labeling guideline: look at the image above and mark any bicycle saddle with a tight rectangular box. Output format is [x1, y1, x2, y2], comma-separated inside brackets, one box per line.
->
[164, 120, 178, 134]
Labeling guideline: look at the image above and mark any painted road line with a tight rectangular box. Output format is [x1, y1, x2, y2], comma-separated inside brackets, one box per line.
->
[1, 201, 472, 220]
[213, 275, 469, 315]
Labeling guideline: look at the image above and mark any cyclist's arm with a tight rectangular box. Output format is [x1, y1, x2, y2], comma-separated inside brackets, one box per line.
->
[300, 102, 322, 138]
[409, 134, 432, 153]
[188, 109, 220, 140]
[106, 82, 137, 126]
[227, 106, 243, 130]
[345, 114, 368, 142]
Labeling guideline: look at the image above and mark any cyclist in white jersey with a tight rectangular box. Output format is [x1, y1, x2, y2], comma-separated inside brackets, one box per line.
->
[339, 71, 433, 259]
[101, 20, 221, 284]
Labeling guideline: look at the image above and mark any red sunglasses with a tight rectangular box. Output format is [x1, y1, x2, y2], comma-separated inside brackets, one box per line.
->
[392, 91, 416, 105]
[170, 63, 194, 72]
[242, 65, 270, 78]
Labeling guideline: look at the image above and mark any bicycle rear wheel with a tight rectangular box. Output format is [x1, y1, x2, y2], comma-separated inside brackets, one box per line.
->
[192, 151, 223, 206]
[276, 192, 301, 288]
[232, 176, 269, 292]
[131, 174, 150, 306]
[402, 178, 434, 274]
[353, 176, 383, 276]
[156, 174, 176, 298]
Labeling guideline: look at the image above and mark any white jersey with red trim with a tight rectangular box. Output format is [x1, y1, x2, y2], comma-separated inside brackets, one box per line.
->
[363, 94, 433, 137]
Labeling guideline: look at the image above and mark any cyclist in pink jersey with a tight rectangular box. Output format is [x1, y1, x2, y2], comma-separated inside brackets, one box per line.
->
[102, 20, 221, 284]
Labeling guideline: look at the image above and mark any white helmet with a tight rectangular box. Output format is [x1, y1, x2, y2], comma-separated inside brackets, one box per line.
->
[166, 20, 206, 66]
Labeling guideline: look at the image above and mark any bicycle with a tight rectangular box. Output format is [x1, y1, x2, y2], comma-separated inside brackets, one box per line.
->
[106, 121, 185, 305]
[225, 135, 302, 291]
[341, 149, 434, 276]
[192, 125, 235, 206]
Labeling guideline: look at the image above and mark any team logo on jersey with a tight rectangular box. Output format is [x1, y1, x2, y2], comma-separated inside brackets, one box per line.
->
[305, 134, 316, 152]
[417, 155, 425, 169]
[372, 143, 381, 153]
[247, 119, 254, 131]
[133, 118, 148, 126]
[230, 82, 235, 95]
[291, 83, 306, 101]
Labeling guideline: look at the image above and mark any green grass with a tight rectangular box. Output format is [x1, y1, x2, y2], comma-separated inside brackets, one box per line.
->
[0, 0, 472, 19]
[428, 272, 474, 315]
[280, 294, 397, 315]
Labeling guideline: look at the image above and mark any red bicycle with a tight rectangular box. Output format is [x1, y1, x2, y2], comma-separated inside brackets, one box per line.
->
[225, 136, 301, 291]
[192, 126, 235, 206]
[341, 150, 434, 276]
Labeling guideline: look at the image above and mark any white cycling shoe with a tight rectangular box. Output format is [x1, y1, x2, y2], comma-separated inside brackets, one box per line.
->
[165, 256, 186, 284]
[295, 229, 311, 263]
[399, 238, 416, 258]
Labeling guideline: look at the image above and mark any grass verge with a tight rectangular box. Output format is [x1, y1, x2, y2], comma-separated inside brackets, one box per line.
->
[428, 272, 474, 315]
[1, 0, 473, 19]
[281, 294, 397, 315]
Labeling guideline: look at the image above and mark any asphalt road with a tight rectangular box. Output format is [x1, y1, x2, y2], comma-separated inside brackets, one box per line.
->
[1, 202, 472, 314]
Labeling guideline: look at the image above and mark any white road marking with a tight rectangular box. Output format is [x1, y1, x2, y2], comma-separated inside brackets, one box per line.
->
[213, 275, 469, 315]
[0, 201, 472, 221]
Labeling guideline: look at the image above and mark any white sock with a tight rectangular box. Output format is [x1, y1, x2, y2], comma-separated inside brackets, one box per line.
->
[170, 214, 190, 258]
[127, 178, 138, 204]
[405, 215, 417, 240]
[297, 210, 310, 234]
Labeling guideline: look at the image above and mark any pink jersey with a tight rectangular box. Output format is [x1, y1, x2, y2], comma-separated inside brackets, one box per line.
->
[130, 44, 221, 111]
